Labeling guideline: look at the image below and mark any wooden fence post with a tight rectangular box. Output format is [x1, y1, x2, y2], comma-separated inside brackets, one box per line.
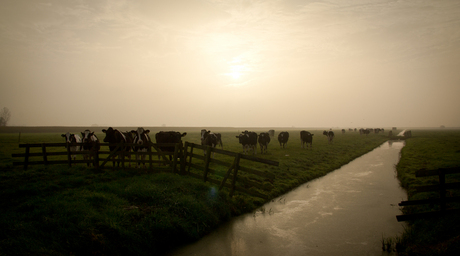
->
[203, 146, 212, 182]
[439, 171, 446, 211]
[24, 144, 30, 170]
[42, 143, 48, 165]
[93, 145, 100, 169]
[180, 142, 187, 174]
[148, 143, 153, 170]
[229, 154, 241, 198]
[66, 142, 72, 167]
[187, 143, 194, 174]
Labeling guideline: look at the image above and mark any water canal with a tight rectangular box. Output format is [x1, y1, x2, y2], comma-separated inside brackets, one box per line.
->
[169, 141, 407, 256]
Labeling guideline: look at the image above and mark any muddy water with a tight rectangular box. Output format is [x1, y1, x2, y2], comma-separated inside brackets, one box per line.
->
[169, 141, 406, 256]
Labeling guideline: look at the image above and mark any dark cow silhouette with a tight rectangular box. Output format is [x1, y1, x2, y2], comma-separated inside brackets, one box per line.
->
[359, 128, 370, 136]
[102, 127, 133, 167]
[201, 130, 220, 157]
[236, 130, 257, 154]
[201, 129, 223, 149]
[61, 132, 81, 162]
[323, 130, 334, 144]
[258, 132, 270, 154]
[131, 127, 151, 168]
[81, 129, 100, 166]
[278, 131, 289, 148]
[155, 131, 187, 161]
[300, 130, 314, 149]
[342, 129, 346, 134]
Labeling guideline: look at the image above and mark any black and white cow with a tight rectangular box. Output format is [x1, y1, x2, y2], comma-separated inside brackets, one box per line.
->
[81, 129, 100, 166]
[236, 130, 257, 154]
[155, 131, 187, 161]
[323, 130, 334, 144]
[102, 127, 133, 167]
[258, 132, 270, 154]
[61, 132, 82, 162]
[278, 131, 289, 148]
[300, 130, 314, 149]
[131, 127, 151, 168]
[201, 130, 219, 157]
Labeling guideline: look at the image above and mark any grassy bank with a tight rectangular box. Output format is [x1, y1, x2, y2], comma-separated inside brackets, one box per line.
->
[1, 128, 390, 255]
[394, 129, 460, 255]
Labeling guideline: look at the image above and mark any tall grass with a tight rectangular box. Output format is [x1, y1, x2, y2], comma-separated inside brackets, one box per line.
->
[395, 129, 460, 255]
[1, 128, 391, 255]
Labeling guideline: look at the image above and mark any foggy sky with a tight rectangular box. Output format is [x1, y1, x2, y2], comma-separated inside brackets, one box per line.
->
[1, 0, 460, 128]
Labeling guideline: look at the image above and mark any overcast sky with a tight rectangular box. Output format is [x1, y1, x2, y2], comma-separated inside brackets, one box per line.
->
[1, 0, 459, 128]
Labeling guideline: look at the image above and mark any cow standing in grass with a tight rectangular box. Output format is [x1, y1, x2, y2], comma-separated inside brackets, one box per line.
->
[131, 127, 151, 168]
[323, 130, 334, 144]
[155, 131, 187, 161]
[300, 130, 314, 149]
[278, 131, 289, 148]
[201, 130, 219, 158]
[236, 130, 257, 154]
[61, 132, 82, 163]
[81, 130, 100, 166]
[258, 132, 270, 154]
[102, 127, 133, 167]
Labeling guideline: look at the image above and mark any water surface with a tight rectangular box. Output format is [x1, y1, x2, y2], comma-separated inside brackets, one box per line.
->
[170, 141, 406, 256]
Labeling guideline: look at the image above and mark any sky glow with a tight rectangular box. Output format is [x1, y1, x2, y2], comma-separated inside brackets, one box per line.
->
[1, 0, 459, 128]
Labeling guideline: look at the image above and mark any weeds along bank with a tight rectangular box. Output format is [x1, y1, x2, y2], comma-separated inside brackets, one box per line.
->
[1, 129, 390, 255]
[395, 129, 460, 256]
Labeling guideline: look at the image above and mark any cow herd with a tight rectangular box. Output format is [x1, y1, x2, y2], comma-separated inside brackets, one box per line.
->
[61, 127, 387, 167]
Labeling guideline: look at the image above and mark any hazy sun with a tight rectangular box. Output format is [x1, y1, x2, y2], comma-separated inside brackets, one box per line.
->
[231, 71, 241, 79]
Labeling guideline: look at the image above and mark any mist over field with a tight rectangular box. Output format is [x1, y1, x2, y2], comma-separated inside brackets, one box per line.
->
[1, 0, 460, 128]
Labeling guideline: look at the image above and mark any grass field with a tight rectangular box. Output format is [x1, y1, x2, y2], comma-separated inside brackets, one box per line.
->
[0, 127, 404, 255]
[393, 129, 460, 256]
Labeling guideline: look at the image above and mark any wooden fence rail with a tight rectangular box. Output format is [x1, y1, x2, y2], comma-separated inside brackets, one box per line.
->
[12, 141, 279, 199]
[12, 142, 182, 172]
[183, 142, 279, 199]
[396, 167, 460, 222]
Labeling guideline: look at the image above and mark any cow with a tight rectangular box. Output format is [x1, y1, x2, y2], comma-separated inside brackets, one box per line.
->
[81, 129, 100, 166]
[359, 128, 370, 136]
[102, 127, 133, 167]
[61, 132, 82, 162]
[342, 129, 346, 134]
[236, 130, 257, 154]
[131, 127, 151, 168]
[323, 130, 334, 144]
[389, 130, 393, 137]
[201, 129, 223, 150]
[201, 130, 220, 157]
[300, 130, 314, 149]
[155, 131, 187, 161]
[258, 132, 270, 154]
[278, 131, 289, 148]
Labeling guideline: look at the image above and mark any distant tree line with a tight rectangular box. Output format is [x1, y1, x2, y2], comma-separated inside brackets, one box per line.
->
[0, 107, 11, 126]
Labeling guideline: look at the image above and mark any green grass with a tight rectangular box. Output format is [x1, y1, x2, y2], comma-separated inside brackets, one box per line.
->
[393, 129, 460, 256]
[1, 128, 393, 255]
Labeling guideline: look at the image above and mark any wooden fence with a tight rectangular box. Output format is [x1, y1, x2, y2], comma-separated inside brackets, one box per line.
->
[12, 141, 279, 199]
[183, 142, 279, 199]
[12, 142, 183, 172]
[396, 167, 460, 222]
